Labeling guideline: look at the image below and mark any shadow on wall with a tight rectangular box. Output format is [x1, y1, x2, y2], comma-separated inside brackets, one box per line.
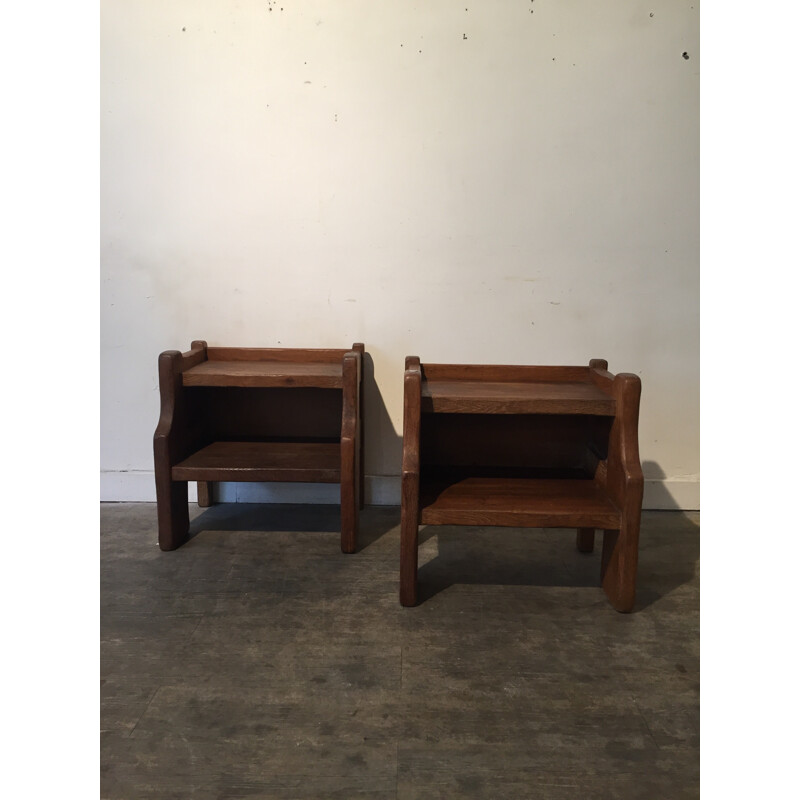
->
[416, 461, 699, 612]
[642, 460, 697, 511]
[362, 350, 403, 494]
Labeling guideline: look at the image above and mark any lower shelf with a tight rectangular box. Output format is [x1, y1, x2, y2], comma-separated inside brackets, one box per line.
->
[419, 474, 621, 528]
[172, 441, 341, 483]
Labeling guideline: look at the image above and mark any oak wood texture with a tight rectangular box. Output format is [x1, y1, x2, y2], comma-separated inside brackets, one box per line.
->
[399, 357, 422, 607]
[600, 373, 644, 612]
[206, 347, 351, 363]
[153, 342, 364, 553]
[419, 477, 621, 528]
[421, 379, 615, 415]
[182, 360, 344, 389]
[399, 358, 643, 611]
[172, 442, 341, 483]
[339, 349, 362, 553]
[197, 481, 212, 507]
[153, 351, 192, 550]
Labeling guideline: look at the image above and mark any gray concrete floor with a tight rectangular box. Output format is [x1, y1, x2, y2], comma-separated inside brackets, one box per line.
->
[101, 503, 699, 799]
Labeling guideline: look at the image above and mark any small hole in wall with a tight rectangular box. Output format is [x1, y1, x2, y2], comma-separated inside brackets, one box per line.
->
[682, 51, 690, 60]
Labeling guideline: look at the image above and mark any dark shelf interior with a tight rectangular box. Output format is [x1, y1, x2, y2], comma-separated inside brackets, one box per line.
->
[416, 411, 618, 528]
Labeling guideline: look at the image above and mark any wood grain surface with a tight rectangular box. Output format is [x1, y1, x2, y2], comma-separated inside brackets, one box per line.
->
[419, 476, 621, 528]
[172, 441, 341, 483]
[421, 379, 615, 415]
[154, 341, 364, 552]
[399, 357, 643, 610]
[206, 347, 349, 363]
[182, 360, 343, 388]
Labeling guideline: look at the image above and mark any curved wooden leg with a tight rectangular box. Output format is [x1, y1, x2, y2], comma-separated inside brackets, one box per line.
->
[156, 477, 190, 551]
[340, 441, 358, 554]
[601, 517, 640, 612]
[153, 349, 190, 550]
[400, 520, 418, 606]
[359, 413, 365, 512]
[400, 476, 419, 607]
[197, 481, 212, 507]
[340, 484, 358, 554]
[576, 528, 595, 553]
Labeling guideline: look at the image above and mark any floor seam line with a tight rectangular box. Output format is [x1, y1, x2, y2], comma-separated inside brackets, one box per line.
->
[632, 696, 661, 750]
[127, 686, 160, 739]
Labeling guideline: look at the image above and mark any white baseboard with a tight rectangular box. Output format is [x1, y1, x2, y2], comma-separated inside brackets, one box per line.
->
[101, 471, 699, 511]
[101, 471, 176, 502]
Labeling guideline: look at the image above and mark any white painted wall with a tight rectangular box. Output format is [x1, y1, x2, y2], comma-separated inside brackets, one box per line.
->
[101, 0, 699, 508]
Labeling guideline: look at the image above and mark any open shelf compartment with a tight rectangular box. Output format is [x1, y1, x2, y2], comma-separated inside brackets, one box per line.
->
[400, 357, 644, 611]
[154, 341, 364, 553]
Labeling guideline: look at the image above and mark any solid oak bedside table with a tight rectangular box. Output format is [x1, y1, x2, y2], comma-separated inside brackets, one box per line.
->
[154, 341, 364, 553]
[399, 358, 643, 611]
